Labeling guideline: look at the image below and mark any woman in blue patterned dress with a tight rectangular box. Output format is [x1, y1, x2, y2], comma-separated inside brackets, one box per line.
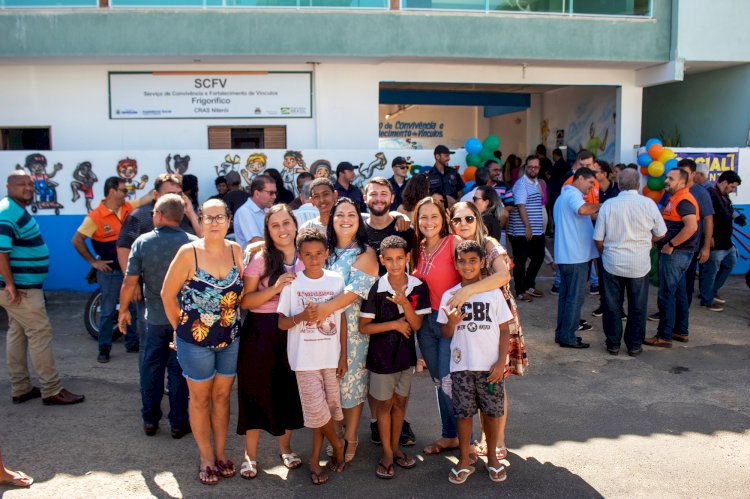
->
[162, 199, 244, 486]
[317, 197, 378, 463]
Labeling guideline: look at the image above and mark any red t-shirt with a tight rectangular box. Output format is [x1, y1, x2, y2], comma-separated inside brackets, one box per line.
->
[413, 236, 461, 310]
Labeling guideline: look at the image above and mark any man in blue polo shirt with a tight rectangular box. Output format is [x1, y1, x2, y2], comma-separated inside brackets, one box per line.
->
[0, 171, 85, 405]
[553, 168, 600, 349]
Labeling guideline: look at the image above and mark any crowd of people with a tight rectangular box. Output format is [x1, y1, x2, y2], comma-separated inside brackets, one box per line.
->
[0, 143, 743, 488]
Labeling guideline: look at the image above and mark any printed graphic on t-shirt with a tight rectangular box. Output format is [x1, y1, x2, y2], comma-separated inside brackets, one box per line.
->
[298, 290, 337, 336]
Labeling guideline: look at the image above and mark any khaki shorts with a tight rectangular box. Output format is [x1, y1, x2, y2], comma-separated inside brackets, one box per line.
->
[369, 368, 414, 401]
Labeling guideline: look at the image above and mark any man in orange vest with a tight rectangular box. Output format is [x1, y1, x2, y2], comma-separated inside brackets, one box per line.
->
[72, 177, 151, 363]
[644, 168, 699, 348]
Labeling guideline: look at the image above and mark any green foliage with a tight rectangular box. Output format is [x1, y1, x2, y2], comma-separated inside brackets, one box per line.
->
[658, 127, 681, 147]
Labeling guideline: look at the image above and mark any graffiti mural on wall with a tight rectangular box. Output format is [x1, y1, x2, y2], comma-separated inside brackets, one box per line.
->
[566, 100, 616, 162]
[0, 149, 469, 215]
[70, 161, 98, 213]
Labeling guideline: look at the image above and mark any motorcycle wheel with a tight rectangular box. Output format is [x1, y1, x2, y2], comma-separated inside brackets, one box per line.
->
[84, 289, 123, 341]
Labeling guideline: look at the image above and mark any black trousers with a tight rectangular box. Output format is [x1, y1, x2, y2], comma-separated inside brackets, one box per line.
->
[509, 234, 546, 296]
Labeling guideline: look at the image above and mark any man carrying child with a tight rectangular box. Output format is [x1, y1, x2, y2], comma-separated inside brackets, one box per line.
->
[439, 240, 513, 485]
[360, 236, 431, 479]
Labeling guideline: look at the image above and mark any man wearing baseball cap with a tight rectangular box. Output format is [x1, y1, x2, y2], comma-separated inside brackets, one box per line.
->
[388, 156, 409, 211]
[334, 161, 367, 212]
[426, 145, 464, 206]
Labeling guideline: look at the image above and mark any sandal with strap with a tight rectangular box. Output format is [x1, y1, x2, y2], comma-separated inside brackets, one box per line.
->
[240, 459, 257, 480]
[344, 439, 358, 463]
[375, 460, 395, 479]
[310, 469, 329, 485]
[394, 454, 417, 469]
[198, 466, 219, 485]
[448, 466, 476, 485]
[280, 453, 302, 470]
[215, 459, 236, 478]
[0, 470, 33, 488]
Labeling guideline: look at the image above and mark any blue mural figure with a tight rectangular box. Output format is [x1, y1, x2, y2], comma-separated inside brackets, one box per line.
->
[15, 153, 64, 215]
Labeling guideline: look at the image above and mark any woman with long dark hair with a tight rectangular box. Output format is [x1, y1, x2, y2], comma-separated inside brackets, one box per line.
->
[397, 174, 429, 221]
[266, 168, 295, 205]
[314, 197, 379, 463]
[236, 204, 304, 479]
[472, 185, 504, 242]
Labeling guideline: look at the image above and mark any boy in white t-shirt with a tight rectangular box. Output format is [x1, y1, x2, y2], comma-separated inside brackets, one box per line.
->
[438, 240, 513, 486]
[278, 228, 348, 485]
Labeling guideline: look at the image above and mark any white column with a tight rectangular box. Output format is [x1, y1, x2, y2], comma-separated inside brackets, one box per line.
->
[616, 84, 643, 163]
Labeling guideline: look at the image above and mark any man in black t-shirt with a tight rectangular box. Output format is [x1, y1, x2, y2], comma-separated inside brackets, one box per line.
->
[363, 177, 414, 276]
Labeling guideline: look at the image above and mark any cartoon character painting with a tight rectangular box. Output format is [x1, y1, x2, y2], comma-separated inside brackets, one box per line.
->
[281, 150, 307, 195]
[15, 153, 64, 214]
[70, 161, 98, 213]
[166, 154, 191, 175]
[581, 122, 609, 156]
[241, 152, 267, 188]
[309, 159, 333, 181]
[353, 152, 387, 189]
[215, 154, 241, 176]
[117, 158, 148, 199]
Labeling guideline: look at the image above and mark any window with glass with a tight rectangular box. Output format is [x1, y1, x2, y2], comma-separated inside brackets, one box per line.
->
[401, 0, 651, 16]
[0, 0, 97, 7]
[108, 0, 387, 8]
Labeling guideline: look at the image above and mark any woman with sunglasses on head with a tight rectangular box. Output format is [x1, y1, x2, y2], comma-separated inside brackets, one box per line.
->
[161, 199, 244, 486]
[412, 197, 511, 458]
[236, 204, 305, 479]
[448, 201, 527, 463]
[314, 197, 379, 464]
[472, 185, 504, 243]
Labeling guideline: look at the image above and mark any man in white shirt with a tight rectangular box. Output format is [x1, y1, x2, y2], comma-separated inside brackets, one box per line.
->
[593, 169, 666, 356]
[292, 179, 319, 228]
[234, 174, 276, 251]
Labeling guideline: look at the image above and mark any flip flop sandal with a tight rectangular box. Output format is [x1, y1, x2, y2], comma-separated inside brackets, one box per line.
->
[497, 446, 508, 460]
[423, 442, 458, 455]
[310, 470, 329, 485]
[488, 465, 507, 483]
[198, 466, 219, 485]
[475, 441, 489, 457]
[280, 453, 302, 470]
[448, 466, 476, 485]
[0, 471, 33, 488]
[326, 456, 347, 473]
[376, 460, 395, 479]
[215, 459, 236, 478]
[394, 454, 417, 469]
[240, 459, 257, 480]
[469, 452, 479, 467]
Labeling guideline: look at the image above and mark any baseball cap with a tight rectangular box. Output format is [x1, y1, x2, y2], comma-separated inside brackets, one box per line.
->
[696, 162, 710, 175]
[225, 171, 241, 186]
[392, 156, 407, 167]
[434, 145, 455, 155]
[336, 161, 356, 174]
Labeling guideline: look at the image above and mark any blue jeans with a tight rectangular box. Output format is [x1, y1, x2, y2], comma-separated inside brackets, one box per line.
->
[656, 250, 693, 341]
[97, 269, 138, 353]
[554, 262, 597, 288]
[699, 247, 737, 305]
[140, 323, 189, 428]
[417, 310, 457, 439]
[601, 269, 649, 352]
[555, 263, 589, 345]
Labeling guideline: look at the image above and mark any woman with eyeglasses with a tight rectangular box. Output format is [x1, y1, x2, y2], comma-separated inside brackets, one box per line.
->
[412, 197, 511, 459]
[448, 201, 526, 464]
[472, 185, 504, 242]
[236, 204, 305, 479]
[161, 199, 244, 486]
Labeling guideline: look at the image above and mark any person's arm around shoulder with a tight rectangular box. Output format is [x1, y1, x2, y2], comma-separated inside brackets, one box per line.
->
[160, 243, 196, 330]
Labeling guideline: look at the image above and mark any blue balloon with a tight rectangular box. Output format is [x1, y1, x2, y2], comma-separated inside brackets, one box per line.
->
[637, 153, 652, 167]
[464, 180, 476, 192]
[664, 158, 678, 172]
[645, 138, 663, 149]
[464, 138, 483, 156]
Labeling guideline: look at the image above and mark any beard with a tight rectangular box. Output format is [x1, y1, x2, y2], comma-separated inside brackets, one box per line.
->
[368, 203, 390, 216]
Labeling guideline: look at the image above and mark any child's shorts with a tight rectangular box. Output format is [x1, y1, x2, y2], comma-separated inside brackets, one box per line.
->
[451, 370, 505, 419]
[369, 368, 413, 401]
[295, 368, 344, 428]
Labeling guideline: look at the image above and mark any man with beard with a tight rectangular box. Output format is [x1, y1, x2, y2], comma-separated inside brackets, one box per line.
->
[508, 156, 546, 302]
[361, 177, 417, 448]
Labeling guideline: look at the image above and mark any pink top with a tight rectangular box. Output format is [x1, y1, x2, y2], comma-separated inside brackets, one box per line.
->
[413, 235, 461, 310]
[244, 251, 305, 314]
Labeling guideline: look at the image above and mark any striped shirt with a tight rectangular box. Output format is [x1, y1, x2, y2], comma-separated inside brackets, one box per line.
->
[0, 197, 49, 288]
[508, 175, 544, 237]
[593, 190, 667, 278]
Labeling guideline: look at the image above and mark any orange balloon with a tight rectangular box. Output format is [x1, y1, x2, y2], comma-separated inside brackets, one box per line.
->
[462, 166, 477, 182]
[640, 166, 649, 176]
[648, 143, 664, 160]
[642, 186, 663, 203]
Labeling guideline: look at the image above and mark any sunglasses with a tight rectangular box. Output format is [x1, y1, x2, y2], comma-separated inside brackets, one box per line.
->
[393, 164, 407, 169]
[472, 196, 485, 202]
[450, 215, 476, 225]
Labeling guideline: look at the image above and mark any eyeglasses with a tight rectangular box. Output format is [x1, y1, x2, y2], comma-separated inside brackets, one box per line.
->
[472, 197, 485, 202]
[118, 188, 129, 193]
[263, 190, 278, 196]
[451, 215, 476, 225]
[202, 214, 228, 225]
[393, 164, 407, 170]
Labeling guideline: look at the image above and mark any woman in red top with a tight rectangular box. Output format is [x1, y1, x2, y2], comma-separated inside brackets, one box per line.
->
[411, 197, 511, 457]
